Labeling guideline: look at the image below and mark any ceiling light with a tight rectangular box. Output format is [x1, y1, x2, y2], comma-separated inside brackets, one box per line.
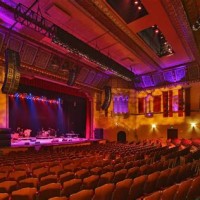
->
[138, 6, 142, 10]
[192, 17, 200, 31]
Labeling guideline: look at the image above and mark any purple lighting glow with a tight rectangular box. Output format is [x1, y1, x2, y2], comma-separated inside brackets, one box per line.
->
[113, 95, 129, 114]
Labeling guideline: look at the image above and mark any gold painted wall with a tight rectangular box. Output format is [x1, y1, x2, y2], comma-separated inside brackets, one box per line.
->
[94, 83, 200, 142]
[0, 66, 8, 128]
[94, 88, 138, 141]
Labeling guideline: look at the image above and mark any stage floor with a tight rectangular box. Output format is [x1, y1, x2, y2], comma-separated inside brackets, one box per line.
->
[11, 137, 92, 148]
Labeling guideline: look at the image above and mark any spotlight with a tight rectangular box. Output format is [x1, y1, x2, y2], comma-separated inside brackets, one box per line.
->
[134, 0, 139, 5]
[138, 6, 142, 10]
[152, 124, 156, 129]
[191, 123, 196, 128]
[192, 17, 200, 31]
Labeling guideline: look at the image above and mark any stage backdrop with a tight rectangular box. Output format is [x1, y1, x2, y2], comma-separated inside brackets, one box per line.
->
[9, 84, 86, 137]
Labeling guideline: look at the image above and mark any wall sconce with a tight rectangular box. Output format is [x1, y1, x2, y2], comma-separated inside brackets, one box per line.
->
[191, 123, 196, 128]
[152, 124, 156, 129]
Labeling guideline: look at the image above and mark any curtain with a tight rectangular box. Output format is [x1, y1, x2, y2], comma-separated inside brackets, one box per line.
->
[185, 88, 191, 116]
[162, 91, 168, 117]
[86, 99, 92, 139]
[138, 97, 144, 113]
[178, 89, 184, 117]
[168, 90, 173, 117]
[20, 77, 92, 138]
[153, 95, 161, 112]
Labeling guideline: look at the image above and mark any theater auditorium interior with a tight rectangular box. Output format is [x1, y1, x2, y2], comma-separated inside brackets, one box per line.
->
[0, 0, 200, 199]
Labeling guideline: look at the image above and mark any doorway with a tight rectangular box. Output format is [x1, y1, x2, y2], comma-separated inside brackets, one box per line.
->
[117, 131, 126, 143]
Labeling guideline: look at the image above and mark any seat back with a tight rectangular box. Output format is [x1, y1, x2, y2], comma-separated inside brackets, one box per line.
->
[111, 179, 132, 200]
[93, 183, 115, 200]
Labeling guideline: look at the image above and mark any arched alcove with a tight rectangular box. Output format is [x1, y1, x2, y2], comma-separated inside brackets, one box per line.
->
[117, 131, 126, 143]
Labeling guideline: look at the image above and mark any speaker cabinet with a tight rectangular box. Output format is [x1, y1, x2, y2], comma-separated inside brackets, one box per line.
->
[1, 49, 20, 94]
[167, 128, 178, 139]
[94, 128, 103, 139]
[101, 86, 111, 110]
[0, 128, 11, 147]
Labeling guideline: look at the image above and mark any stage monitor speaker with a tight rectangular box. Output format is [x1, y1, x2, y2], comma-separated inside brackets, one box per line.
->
[101, 86, 111, 110]
[1, 49, 21, 94]
[94, 128, 103, 139]
[0, 128, 11, 147]
[67, 69, 76, 86]
[167, 128, 178, 139]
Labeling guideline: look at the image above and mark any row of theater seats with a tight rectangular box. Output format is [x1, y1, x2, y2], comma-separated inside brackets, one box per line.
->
[0, 141, 161, 162]
[168, 138, 200, 147]
[0, 149, 186, 189]
[0, 141, 199, 200]
[0, 168, 199, 199]
[0, 144, 185, 172]
[141, 176, 200, 200]
[0, 159, 199, 200]
[49, 175, 200, 200]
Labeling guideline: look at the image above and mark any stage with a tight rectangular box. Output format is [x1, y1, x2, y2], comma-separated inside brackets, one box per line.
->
[9, 136, 106, 149]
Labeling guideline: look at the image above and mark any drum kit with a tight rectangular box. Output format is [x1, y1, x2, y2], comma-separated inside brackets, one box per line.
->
[37, 128, 56, 138]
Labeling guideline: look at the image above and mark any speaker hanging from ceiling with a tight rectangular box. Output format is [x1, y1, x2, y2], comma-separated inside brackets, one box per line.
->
[67, 68, 76, 86]
[1, 49, 21, 94]
[101, 86, 112, 110]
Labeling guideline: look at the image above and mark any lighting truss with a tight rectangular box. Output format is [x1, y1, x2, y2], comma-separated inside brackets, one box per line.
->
[14, 3, 56, 38]
[13, 3, 138, 82]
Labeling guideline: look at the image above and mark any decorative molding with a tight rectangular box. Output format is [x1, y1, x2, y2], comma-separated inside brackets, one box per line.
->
[161, 0, 200, 64]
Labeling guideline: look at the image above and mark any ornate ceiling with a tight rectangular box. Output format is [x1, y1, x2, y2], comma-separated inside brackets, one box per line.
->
[0, 0, 199, 91]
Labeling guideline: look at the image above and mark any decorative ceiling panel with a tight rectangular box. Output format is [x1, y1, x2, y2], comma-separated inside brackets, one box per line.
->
[174, 67, 186, 82]
[91, 73, 102, 87]
[21, 43, 38, 65]
[134, 77, 144, 89]
[152, 72, 164, 86]
[7, 37, 23, 53]
[47, 54, 63, 72]
[142, 75, 154, 87]
[84, 70, 96, 85]
[97, 75, 109, 88]
[76, 67, 89, 83]
[34, 49, 51, 69]
[163, 70, 175, 83]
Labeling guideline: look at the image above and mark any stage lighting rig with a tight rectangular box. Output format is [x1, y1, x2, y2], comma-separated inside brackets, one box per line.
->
[14, 3, 56, 38]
